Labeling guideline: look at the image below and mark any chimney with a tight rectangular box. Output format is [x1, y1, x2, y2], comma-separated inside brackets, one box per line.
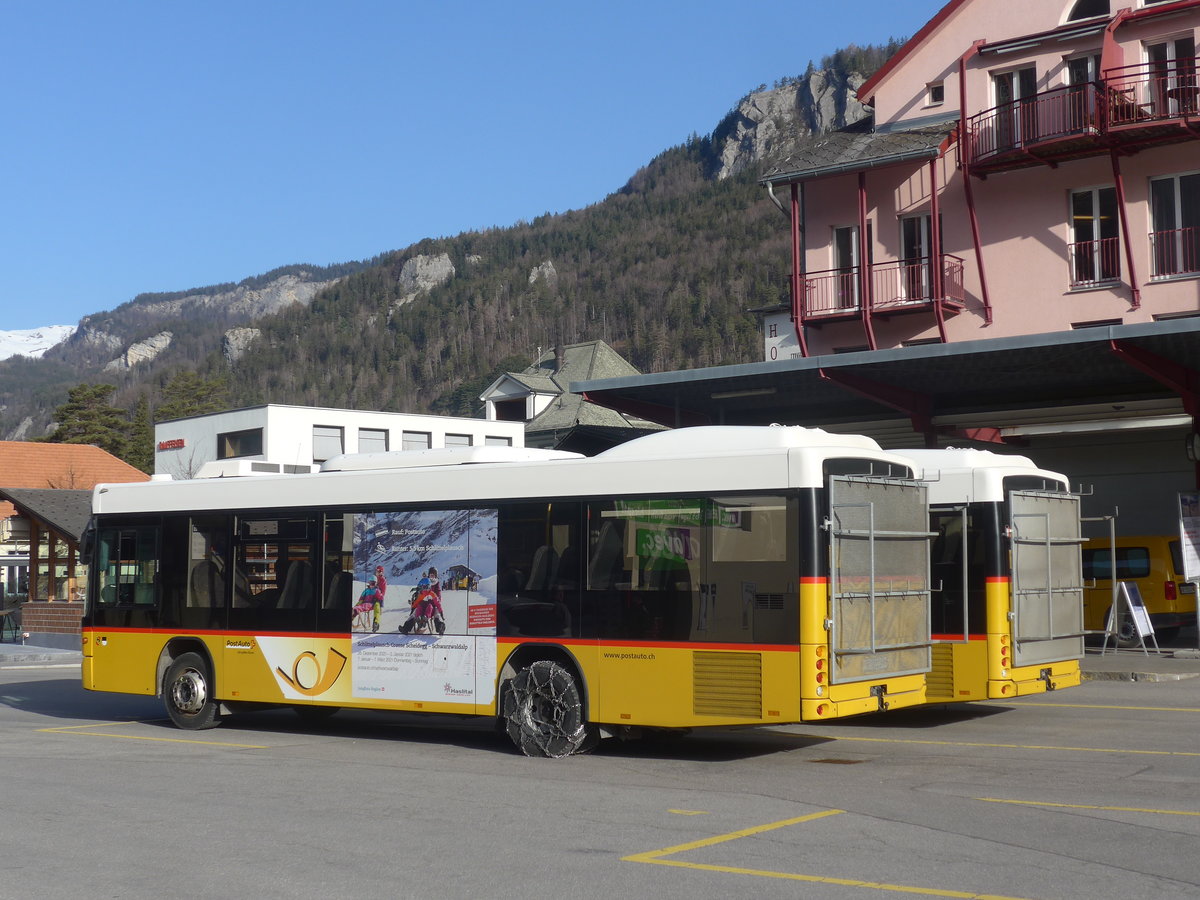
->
[554, 345, 565, 374]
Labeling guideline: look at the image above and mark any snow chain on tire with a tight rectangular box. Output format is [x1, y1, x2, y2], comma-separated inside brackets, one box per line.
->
[502, 660, 588, 758]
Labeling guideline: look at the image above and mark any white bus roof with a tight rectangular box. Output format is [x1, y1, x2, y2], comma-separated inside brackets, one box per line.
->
[892, 447, 1069, 505]
[92, 425, 918, 516]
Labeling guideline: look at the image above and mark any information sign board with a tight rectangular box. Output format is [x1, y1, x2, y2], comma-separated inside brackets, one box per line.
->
[1179, 492, 1200, 582]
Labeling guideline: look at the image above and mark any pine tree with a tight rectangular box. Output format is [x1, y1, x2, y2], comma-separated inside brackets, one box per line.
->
[40, 383, 131, 460]
[127, 396, 154, 473]
[155, 371, 231, 423]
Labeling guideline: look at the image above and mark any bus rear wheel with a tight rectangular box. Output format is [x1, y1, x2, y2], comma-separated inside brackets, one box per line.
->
[163, 652, 220, 730]
[502, 660, 594, 758]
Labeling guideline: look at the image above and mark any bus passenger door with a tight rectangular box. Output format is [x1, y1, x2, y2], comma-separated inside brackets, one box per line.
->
[225, 516, 324, 705]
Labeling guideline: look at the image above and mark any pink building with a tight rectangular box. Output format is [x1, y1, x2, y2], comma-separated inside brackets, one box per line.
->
[580, 1, 1199, 533]
[761, 0, 1198, 358]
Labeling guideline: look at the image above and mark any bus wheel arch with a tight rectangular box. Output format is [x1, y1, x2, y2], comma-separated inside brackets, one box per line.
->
[161, 645, 220, 730]
[499, 649, 597, 757]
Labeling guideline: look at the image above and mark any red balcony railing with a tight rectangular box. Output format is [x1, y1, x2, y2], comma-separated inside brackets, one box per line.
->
[801, 255, 965, 319]
[966, 58, 1199, 170]
[1068, 237, 1121, 288]
[967, 84, 1101, 161]
[1149, 227, 1200, 278]
[1106, 60, 1199, 127]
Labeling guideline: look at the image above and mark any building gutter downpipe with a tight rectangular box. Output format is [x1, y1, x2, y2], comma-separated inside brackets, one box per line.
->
[1109, 151, 1142, 308]
[790, 183, 809, 357]
[959, 40, 993, 325]
[858, 171, 878, 351]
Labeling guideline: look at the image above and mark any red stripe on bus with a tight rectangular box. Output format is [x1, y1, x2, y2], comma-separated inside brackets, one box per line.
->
[499, 637, 802, 653]
[82, 626, 350, 639]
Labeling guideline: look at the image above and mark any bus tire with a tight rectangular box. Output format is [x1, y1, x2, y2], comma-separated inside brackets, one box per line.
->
[502, 660, 592, 758]
[163, 652, 220, 730]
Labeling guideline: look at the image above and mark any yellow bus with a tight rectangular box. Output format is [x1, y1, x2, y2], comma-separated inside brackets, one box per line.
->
[82, 425, 934, 757]
[894, 449, 1083, 703]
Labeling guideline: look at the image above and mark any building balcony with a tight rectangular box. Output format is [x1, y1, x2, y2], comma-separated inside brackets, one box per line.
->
[966, 59, 1199, 175]
[1068, 237, 1121, 289]
[1106, 61, 1199, 131]
[800, 255, 966, 322]
[967, 85, 1105, 173]
[1149, 226, 1200, 279]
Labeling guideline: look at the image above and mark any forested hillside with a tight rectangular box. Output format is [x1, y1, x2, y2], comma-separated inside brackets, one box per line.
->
[219, 145, 785, 419]
[0, 43, 897, 462]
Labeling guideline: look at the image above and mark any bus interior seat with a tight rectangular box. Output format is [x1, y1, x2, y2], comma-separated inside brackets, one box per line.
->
[324, 570, 352, 611]
[525, 545, 560, 592]
[189, 561, 225, 609]
[587, 521, 624, 590]
[279, 560, 316, 609]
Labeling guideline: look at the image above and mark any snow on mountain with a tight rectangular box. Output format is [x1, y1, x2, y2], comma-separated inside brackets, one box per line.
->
[0, 325, 75, 361]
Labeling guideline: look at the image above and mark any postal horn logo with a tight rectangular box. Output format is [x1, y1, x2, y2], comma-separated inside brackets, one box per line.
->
[275, 647, 348, 696]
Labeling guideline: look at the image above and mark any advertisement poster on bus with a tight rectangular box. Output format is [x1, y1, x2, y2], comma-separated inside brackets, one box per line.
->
[348, 508, 498, 704]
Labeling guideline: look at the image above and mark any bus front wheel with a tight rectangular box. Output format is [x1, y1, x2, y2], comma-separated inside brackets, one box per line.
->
[502, 660, 594, 758]
[163, 652, 220, 730]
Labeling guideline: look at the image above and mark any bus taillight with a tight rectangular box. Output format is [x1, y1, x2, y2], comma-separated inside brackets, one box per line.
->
[1165, 580, 1177, 602]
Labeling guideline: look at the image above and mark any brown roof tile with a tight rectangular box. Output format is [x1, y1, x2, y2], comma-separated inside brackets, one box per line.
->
[0, 442, 148, 519]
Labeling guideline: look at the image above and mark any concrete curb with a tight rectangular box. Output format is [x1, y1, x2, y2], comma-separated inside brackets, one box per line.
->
[0, 647, 82, 666]
[1082, 669, 1200, 683]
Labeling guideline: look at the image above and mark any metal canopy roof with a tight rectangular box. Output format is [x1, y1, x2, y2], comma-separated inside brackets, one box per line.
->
[575, 319, 1200, 443]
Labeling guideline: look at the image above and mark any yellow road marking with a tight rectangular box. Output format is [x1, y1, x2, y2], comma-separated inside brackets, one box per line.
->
[41, 721, 267, 749]
[667, 809, 709, 816]
[1016, 701, 1200, 713]
[801, 734, 1200, 757]
[625, 811, 1038, 899]
[979, 798, 1200, 817]
[626, 809, 843, 860]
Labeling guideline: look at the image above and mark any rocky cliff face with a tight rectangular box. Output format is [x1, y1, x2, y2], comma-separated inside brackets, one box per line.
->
[711, 69, 871, 180]
[391, 253, 456, 311]
[103, 330, 174, 371]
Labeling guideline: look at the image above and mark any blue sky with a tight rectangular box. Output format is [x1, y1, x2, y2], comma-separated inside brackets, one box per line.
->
[1, 0, 945, 331]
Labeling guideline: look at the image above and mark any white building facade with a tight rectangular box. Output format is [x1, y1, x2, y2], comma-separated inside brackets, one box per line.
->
[153, 405, 525, 479]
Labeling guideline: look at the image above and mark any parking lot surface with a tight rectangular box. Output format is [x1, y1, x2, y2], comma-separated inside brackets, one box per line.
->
[1, 641, 1197, 899]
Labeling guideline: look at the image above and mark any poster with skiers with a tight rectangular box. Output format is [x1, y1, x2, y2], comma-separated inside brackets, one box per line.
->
[348, 508, 498, 704]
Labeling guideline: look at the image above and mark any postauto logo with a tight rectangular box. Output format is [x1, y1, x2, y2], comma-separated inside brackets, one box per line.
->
[257, 637, 348, 698]
[275, 647, 348, 696]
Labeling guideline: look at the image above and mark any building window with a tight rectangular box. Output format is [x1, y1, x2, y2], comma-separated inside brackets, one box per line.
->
[217, 428, 263, 460]
[1145, 37, 1198, 117]
[493, 398, 527, 422]
[445, 433, 472, 448]
[993, 66, 1038, 149]
[484, 436, 513, 447]
[926, 81, 945, 105]
[1067, 0, 1108, 20]
[827, 224, 871, 311]
[312, 425, 344, 463]
[1069, 187, 1120, 288]
[358, 428, 388, 454]
[1149, 173, 1200, 278]
[402, 431, 431, 451]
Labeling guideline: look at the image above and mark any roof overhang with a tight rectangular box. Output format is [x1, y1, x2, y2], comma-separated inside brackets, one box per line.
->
[574, 319, 1200, 446]
[0, 489, 92, 543]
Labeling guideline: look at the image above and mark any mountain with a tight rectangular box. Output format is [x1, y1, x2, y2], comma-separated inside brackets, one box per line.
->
[0, 45, 894, 447]
[0, 326, 75, 362]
